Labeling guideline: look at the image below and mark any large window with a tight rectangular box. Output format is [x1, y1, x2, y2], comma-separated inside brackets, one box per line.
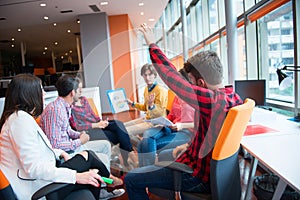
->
[144, 0, 298, 115]
[258, 2, 294, 103]
[208, 0, 219, 34]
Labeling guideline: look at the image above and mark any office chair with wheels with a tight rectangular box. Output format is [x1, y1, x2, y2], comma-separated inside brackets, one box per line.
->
[0, 169, 95, 200]
[150, 98, 255, 200]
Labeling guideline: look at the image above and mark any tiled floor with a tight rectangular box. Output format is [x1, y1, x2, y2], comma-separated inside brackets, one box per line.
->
[102, 110, 260, 200]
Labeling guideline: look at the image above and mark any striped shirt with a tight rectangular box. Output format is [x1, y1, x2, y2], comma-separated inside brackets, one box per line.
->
[40, 97, 82, 151]
[149, 44, 243, 183]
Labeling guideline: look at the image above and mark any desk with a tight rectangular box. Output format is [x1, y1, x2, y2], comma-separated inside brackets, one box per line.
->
[242, 108, 300, 200]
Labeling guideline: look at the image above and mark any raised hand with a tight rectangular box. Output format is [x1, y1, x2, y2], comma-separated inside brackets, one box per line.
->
[139, 23, 155, 46]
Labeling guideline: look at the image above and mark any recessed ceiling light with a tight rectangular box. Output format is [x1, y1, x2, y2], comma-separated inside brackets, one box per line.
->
[43, 16, 49, 20]
[100, 1, 108, 5]
[61, 56, 64, 59]
[11, 44, 14, 48]
[76, 19, 80, 24]
[65, 52, 68, 56]
[139, 2, 144, 6]
[67, 29, 71, 33]
[54, 42, 58, 45]
[43, 52, 46, 55]
[40, 3, 46, 7]
[69, 50, 73, 53]
[17, 28, 21, 32]
[11, 38, 15, 41]
[140, 12, 144, 15]
[148, 18, 155, 22]
[44, 47, 48, 50]
[53, 23, 57, 26]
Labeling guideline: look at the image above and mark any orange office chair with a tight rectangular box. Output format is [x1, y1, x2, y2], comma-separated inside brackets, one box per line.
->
[0, 170, 15, 200]
[150, 98, 255, 200]
[166, 89, 176, 115]
[87, 98, 100, 116]
[0, 169, 95, 200]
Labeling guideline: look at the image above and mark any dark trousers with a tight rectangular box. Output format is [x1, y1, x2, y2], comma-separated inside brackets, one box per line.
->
[87, 120, 133, 165]
[57, 150, 110, 199]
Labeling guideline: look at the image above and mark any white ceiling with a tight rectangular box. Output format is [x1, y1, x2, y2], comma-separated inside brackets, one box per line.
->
[0, 0, 168, 58]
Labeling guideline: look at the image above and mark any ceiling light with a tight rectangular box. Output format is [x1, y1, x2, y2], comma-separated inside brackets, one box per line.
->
[53, 23, 57, 26]
[17, 28, 21, 32]
[69, 50, 73, 53]
[100, 1, 108, 6]
[44, 47, 48, 50]
[140, 12, 144, 15]
[89, 5, 100, 12]
[60, 10, 73, 13]
[54, 42, 58, 45]
[43, 16, 49, 20]
[67, 29, 71, 33]
[43, 52, 46, 55]
[76, 19, 80, 24]
[40, 3, 46, 7]
[65, 52, 68, 56]
[148, 18, 155, 22]
[11, 44, 14, 48]
[11, 38, 15, 41]
[139, 2, 144, 6]
[61, 56, 64, 59]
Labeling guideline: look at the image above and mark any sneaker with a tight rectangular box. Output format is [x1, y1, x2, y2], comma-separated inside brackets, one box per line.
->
[99, 188, 125, 199]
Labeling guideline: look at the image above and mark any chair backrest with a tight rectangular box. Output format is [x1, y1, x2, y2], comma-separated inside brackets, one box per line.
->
[166, 89, 176, 113]
[212, 98, 255, 161]
[87, 98, 99, 116]
[0, 170, 16, 200]
[209, 98, 255, 200]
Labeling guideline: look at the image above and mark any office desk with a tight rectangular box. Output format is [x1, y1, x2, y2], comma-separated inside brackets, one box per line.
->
[242, 108, 300, 200]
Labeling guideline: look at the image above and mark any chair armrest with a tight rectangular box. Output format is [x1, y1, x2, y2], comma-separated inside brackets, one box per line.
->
[31, 182, 70, 200]
[155, 161, 193, 174]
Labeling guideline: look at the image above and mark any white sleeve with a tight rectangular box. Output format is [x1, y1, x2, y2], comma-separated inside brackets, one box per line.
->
[10, 113, 76, 183]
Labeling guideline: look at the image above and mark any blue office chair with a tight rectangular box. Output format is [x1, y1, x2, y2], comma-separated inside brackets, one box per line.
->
[150, 98, 255, 200]
[0, 169, 95, 200]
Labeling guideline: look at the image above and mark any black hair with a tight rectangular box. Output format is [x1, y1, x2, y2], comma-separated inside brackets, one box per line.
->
[0, 74, 43, 130]
[55, 75, 79, 97]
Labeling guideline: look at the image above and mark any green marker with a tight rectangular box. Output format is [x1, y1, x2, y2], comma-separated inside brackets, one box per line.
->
[102, 177, 114, 184]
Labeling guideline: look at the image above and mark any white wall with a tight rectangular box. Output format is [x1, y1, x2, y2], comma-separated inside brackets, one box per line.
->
[0, 87, 101, 118]
[81, 87, 101, 116]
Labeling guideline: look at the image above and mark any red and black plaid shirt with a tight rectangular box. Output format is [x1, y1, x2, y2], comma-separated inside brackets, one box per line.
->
[149, 44, 243, 183]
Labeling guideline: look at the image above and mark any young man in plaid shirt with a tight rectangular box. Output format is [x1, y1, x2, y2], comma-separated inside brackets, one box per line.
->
[125, 24, 243, 199]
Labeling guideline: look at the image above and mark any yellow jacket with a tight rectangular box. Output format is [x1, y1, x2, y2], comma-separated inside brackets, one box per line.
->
[133, 84, 168, 119]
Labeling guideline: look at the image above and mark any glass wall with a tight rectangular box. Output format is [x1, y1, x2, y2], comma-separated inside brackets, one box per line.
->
[138, 0, 299, 116]
[257, 2, 294, 103]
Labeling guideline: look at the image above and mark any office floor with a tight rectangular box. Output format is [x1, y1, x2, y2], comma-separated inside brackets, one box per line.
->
[102, 110, 260, 200]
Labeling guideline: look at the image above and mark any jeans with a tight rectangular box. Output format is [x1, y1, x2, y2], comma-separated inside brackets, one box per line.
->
[87, 119, 133, 165]
[138, 126, 192, 167]
[124, 118, 154, 135]
[125, 164, 210, 200]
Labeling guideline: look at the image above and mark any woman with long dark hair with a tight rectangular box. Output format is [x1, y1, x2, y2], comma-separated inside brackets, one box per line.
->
[0, 74, 119, 199]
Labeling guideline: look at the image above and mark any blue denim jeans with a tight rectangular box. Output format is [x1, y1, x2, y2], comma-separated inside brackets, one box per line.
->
[125, 165, 210, 200]
[137, 126, 192, 167]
